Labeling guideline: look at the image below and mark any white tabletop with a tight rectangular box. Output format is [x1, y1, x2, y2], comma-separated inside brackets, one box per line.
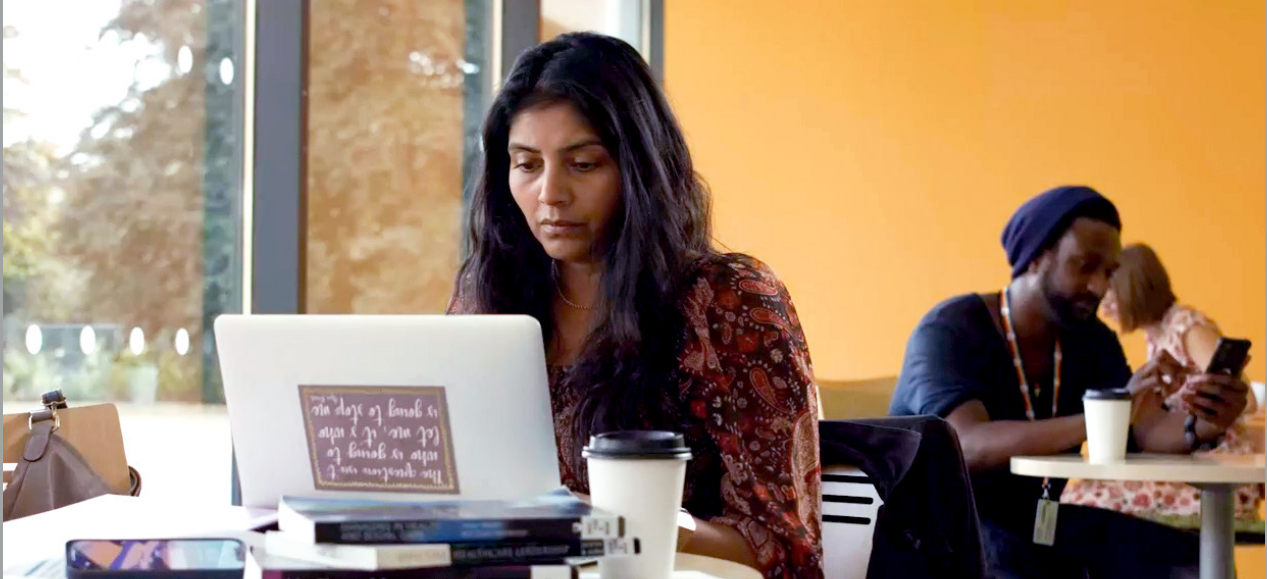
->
[1, 495, 277, 578]
[578, 553, 762, 579]
[1011, 453, 1266, 484]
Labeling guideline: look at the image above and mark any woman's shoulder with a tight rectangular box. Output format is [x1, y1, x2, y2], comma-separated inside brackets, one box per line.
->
[686, 252, 787, 295]
[677, 253, 813, 381]
[677, 253, 801, 339]
[1162, 303, 1219, 336]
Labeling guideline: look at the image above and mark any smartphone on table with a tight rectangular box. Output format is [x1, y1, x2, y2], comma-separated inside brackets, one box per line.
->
[66, 538, 245, 579]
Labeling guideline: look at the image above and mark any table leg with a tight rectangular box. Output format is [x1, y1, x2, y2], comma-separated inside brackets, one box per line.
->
[1198, 484, 1235, 579]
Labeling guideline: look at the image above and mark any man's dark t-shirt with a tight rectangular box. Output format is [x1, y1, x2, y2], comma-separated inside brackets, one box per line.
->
[889, 294, 1133, 533]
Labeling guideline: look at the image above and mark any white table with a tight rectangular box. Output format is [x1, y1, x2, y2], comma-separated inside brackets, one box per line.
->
[578, 553, 762, 579]
[3, 496, 759, 579]
[1012, 453, 1265, 579]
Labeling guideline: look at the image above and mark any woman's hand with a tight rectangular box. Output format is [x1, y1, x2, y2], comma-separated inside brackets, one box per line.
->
[576, 493, 701, 556]
[1126, 350, 1188, 400]
[1126, 351, 1190, 423]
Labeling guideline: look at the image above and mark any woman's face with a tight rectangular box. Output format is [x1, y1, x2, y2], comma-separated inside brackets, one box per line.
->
[507, 101, 622, 265]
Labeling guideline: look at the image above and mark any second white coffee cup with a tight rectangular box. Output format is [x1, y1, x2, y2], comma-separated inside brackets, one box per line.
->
[1083, 388, 1132, 463]
[584, 431, 692, 579]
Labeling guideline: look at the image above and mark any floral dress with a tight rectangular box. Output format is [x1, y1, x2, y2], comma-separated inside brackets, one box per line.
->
[1061, 305, 1263, 526]
[455, 254, 824, 578]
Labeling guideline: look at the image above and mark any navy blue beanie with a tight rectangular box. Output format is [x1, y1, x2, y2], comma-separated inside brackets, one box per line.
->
[1001, 186, 1121, 279]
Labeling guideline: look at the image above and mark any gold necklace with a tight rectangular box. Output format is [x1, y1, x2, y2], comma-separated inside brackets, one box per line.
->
[555, 285, 594, 310]
[552, 262, 595, 310]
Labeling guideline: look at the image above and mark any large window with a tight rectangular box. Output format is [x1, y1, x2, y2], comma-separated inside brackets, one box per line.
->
[304, 0, 490, 315]
[540, 0, 655, 61]
[3, 1, 660, 506]
[3, 0, 244, 503]
[301, 0, 657, 315]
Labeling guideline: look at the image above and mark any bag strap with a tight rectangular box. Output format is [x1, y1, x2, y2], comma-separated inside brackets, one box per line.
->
[128, 466, 142, 497]
[21, 392, 64, 463]
[22, 410, 57, 462]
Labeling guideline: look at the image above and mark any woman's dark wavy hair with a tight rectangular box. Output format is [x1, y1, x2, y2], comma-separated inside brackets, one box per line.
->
[455, 32, 714, 449]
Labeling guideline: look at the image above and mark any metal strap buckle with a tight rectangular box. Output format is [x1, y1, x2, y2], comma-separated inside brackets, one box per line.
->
[28, 409, 60, 432]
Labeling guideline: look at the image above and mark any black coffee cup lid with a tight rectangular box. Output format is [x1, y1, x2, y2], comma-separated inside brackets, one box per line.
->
[1083, 388, 1132, 401]
[582, 431, 692, 460]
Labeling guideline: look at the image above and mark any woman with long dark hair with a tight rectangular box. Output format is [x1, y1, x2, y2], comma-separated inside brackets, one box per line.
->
[450, 33, 822, 578]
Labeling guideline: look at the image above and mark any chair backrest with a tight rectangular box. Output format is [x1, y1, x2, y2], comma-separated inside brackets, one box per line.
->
[821, 465, 883, 579]
[2, 402, 131, 495]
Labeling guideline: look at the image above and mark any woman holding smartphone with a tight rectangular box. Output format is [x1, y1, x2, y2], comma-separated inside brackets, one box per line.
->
[1061, 243, 1263, 526]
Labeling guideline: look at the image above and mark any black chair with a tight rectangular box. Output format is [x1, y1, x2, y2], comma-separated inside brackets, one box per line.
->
[819, 416, 986, 579]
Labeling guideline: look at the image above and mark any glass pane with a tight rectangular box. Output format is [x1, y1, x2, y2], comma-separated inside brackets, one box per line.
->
[3, 0, 242, 503]
[305, 0, 490, 314]
[541, 0, 645, 54]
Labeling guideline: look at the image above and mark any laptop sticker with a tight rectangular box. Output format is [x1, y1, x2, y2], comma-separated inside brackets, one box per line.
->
[298, 385, 460, 494]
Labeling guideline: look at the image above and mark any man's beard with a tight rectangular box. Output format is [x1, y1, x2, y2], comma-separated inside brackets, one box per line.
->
[1040, 271, 1102, 328]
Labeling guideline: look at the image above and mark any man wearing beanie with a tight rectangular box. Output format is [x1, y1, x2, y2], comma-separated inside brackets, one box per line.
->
[889, 186, 1249, 578]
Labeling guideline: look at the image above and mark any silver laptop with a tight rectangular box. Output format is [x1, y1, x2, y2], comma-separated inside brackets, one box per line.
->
[214, 314, 561, 509]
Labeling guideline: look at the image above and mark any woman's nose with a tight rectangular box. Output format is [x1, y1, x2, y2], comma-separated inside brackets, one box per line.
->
[538, 165, 570, 206]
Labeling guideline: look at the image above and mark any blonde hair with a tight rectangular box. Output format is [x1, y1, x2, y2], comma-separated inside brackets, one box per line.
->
[1110, 244, 1177, 332]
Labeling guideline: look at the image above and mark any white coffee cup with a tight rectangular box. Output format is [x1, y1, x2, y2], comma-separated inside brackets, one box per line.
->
[1083, 388, 1132, 463]
[583, 431, 692, 579]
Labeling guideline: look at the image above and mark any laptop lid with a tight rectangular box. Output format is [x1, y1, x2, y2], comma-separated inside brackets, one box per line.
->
[214, 314, 561, 509]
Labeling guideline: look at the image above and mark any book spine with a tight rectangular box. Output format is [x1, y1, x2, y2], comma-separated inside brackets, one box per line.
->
[315, 515, 621, 544]
[264, 532, 452, 570]
[448, 537, 636, 567]
[261, 565, 577, 579]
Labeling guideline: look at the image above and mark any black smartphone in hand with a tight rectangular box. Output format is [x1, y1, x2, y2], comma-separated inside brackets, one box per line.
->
[1188, 337, 1253, 417]
[1206, 337, 1252, 377]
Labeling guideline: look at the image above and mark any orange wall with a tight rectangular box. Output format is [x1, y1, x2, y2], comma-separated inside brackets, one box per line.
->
[666, 1, 1264, 381]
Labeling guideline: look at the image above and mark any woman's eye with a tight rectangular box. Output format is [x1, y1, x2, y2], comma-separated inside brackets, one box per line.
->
[573, 161, 598, 172]
[514, 160, 540, 172]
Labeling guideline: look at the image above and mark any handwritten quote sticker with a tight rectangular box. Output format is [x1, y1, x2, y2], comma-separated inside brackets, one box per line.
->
[299, 386, 460, 493]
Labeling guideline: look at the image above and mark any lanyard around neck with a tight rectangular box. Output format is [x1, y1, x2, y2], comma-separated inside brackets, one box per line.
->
[1000, 288, 1061, 421]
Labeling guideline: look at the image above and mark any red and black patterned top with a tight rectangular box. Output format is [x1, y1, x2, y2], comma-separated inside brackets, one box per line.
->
[455, 253, 823, 578]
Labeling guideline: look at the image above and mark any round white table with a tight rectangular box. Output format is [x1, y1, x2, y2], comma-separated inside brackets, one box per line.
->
[578, 553, 762, 579]
[1012, 453, 1265, 579]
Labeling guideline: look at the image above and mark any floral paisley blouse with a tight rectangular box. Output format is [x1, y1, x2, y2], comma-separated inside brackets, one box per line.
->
[452, 253, 823, 578]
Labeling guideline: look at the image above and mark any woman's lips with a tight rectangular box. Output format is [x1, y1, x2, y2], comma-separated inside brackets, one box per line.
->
[541, 221, 584, 236]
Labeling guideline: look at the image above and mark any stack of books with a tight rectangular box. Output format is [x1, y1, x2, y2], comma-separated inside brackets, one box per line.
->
[247, 489, 638, 579]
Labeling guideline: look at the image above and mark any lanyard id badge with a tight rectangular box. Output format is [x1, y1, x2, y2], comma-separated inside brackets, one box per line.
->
[1033, 482, 1058, 546]
[1002, 289, 1061, 547]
